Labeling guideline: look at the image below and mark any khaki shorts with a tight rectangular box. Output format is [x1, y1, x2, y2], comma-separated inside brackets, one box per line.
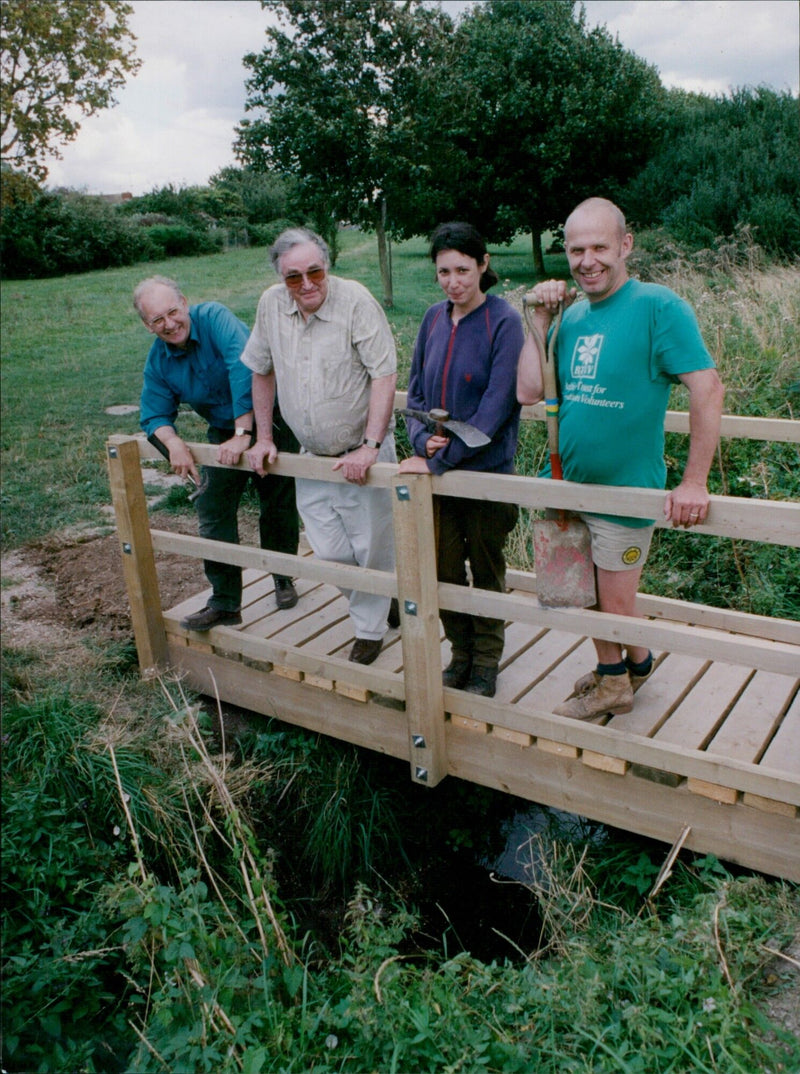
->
[578, 513, 655, 572]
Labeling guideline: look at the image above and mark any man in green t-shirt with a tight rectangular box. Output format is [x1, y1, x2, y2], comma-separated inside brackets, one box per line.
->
[517, 197, 725, 720]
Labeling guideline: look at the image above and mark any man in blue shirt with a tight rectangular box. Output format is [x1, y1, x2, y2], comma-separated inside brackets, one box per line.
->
[136, 275, 300, 630]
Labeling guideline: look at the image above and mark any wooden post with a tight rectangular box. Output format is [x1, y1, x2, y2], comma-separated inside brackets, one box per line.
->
[391, 473, 447, 787]
[106, 437, 168, 675]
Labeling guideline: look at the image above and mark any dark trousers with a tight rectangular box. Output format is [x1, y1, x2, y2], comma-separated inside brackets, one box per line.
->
[436, 495, 519, 669]
[199, 417, 300, 612]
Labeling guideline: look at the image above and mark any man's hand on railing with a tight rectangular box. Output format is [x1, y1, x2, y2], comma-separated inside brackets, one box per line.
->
[246, 437, 278, 477]
[664, 480, 710, 528]
[332, 443, 379, 485]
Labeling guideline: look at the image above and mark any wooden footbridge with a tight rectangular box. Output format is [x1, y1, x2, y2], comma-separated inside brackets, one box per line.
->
[107, 401, 800, 882]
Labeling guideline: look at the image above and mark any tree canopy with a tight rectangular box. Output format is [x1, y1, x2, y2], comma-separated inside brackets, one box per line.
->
[237, 0, 666, 283]
[236, 0, 453, 304]
[425, 0, 665, 273]
[623, 86, 800, 259]
[1, 0, 141, 180]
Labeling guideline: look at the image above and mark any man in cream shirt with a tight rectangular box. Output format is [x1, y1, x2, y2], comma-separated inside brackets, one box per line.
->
[241, 228, 397, 664]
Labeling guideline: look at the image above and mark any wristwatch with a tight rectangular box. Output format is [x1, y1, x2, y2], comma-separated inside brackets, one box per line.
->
[363, 437, 381, 450]
[235, 426, 252, 438]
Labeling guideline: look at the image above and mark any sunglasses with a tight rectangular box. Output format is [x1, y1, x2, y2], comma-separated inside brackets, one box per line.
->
[283, 268, 326, 290]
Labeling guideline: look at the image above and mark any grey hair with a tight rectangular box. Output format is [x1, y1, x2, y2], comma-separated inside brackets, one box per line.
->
[133, 276, 184, 317]
[269, 228, 330, 274]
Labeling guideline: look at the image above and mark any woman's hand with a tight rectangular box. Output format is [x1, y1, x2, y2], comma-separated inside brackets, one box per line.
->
[397, 455, 430, 474]
[425, 434, 449, 458]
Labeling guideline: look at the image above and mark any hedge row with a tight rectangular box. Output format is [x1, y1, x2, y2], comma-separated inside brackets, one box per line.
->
[0, 191, 293, 279]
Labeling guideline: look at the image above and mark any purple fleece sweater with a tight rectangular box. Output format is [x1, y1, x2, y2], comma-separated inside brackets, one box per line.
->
[405, 292, 524, 475]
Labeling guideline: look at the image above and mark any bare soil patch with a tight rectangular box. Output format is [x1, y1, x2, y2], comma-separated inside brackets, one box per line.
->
[2, 512, 207, 645]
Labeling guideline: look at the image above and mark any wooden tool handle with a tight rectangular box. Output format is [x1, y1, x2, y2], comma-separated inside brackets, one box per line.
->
[539, 302, 563, 460]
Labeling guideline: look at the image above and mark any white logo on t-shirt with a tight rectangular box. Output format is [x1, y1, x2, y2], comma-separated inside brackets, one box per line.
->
[570, 334, 603, 379]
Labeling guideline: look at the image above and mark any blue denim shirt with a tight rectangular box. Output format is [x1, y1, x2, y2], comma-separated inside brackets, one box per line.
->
[139, 302, 252, 437]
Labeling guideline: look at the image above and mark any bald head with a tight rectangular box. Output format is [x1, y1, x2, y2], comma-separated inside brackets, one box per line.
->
[565, 198, 629, 243]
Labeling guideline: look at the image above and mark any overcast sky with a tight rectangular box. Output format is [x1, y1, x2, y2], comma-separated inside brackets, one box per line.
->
[45, 0, 799, 195]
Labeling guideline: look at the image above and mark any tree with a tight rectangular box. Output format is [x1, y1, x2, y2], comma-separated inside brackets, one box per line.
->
[623, 86, 800, 259]
[1, 0, 141, 181]
[420, 0, 665, 274]
[235, 0, 452, 306]
[209, 166, 295, 225]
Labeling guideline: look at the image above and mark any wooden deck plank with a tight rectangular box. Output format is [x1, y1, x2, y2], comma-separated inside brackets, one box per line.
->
[513, 632, 592, 710]
[652, 663, 754, 748]
[705, 672, 799, 764]
[687, 671, 799, 803]
[494, 622, 554, 701]
[757, 689, 800, 773]
[742, 691, 800, 816]
[257, 595, 349, 647]
[606, 653, 708, 737]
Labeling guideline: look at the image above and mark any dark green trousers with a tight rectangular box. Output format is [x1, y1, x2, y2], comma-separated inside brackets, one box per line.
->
[436, 495, 519, 669]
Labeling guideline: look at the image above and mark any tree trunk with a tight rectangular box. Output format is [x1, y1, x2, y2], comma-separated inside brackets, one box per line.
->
[531, 230, 546, 278]
[376, 199, 393, 309]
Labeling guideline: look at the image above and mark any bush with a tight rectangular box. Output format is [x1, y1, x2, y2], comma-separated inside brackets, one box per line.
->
[624, 87, 800, 260]
[244, 216, 298, 247]
[144, 222, 224, 258]
[0, 190, 154, 279]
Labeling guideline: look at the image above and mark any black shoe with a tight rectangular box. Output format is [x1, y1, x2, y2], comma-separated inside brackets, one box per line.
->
[388, 597, 401, 629]
[180, 606, 242, 631]
[464, 665, 498, 697]
[349, 638, 383, 665]
[274, 576, 298, 610]
[442, 655, 472, 689]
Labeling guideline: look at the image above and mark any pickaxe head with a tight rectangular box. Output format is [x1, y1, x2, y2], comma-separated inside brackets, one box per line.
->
[400, 408, 490, 448]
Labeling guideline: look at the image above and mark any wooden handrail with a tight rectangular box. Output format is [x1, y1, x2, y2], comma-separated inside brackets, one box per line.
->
[394, 390, 800, 444]
[117, 434, 800, 548]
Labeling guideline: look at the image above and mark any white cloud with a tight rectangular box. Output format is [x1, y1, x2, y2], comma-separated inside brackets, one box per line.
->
[47, 0, 268, 193]
[582, 0, 799, 96]
[45, 0, 799, 195]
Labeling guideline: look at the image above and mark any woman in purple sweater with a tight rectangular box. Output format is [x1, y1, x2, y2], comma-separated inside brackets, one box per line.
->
[398, 223, 524, 697]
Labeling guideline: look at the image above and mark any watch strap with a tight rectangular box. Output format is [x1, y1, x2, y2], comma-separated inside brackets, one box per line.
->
[363, 437, 381, 450]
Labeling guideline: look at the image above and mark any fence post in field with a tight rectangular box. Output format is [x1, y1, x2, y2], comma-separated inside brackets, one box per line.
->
[106, 436, 168, 675]
[391, 472, 447, 787]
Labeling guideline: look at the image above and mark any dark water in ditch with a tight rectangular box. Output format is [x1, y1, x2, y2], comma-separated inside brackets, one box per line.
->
[219, 703, 612, 965]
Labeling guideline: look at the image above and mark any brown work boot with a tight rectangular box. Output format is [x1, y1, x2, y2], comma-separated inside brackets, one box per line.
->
[573, 664, 652, 696]
[554, 672, 633, 720]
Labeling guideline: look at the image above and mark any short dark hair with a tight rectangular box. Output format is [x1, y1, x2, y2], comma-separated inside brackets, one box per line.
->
[429, 222, 499, 292]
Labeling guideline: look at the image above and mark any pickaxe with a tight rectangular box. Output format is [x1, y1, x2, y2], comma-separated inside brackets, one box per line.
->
[147, 432, 209, 502]
[400, 408, 490, 449]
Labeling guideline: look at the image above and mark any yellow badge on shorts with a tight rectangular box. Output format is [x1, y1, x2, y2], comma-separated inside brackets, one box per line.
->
[622, 546, 642, 566]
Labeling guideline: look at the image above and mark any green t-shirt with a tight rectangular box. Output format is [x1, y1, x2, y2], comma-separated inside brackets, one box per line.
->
[553, 279, 715, 526]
